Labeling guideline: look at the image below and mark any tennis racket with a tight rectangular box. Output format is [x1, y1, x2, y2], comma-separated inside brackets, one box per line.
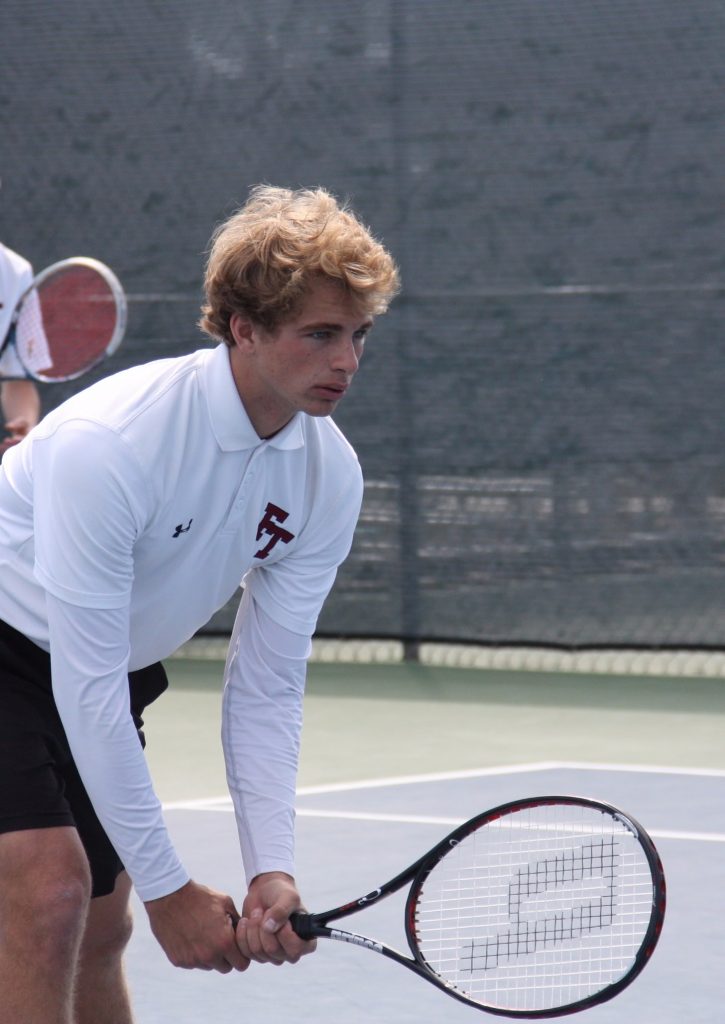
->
[290, 795, 666, 1018]
[1, 257, 127, 381]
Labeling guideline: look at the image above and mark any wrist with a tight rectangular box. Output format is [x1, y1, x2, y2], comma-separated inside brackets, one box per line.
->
[249, 870, 295, 887]
[144, 878, 193, 910]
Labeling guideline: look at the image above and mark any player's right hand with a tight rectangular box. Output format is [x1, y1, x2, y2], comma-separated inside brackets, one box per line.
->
[144, 879, 250, 973]
[235, 871, 316, 966]
[1, 417, 32, 454]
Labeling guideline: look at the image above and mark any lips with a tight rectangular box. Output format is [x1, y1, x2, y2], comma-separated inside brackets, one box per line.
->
[315, 383, 348, 397]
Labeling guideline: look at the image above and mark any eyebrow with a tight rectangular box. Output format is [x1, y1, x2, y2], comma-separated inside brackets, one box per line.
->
[300, 319, 373, 332]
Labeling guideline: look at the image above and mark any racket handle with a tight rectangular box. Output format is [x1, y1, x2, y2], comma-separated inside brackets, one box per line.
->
[289, 911, 314, 940]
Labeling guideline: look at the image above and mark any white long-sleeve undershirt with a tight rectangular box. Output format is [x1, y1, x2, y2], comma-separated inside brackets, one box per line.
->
[222, 587, 310, 882]
[47, 588, 309, 901]
[47, 595, 188, 902]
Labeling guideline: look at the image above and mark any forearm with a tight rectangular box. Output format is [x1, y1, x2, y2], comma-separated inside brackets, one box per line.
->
[1, 379, 40, 426]
[222, 590, 310, 882]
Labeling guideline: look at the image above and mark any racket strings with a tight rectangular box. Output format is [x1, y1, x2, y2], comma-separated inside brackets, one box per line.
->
[14, 289, 49, 374]
[412, 805, 656, 1013]
[17, 266, 120, 379]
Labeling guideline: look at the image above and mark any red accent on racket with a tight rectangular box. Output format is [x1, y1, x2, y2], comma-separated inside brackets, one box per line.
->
[2, 257, 127, 381]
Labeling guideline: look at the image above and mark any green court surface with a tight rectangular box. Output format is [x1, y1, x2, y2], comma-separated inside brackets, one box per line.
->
[144, 656, 725, 803]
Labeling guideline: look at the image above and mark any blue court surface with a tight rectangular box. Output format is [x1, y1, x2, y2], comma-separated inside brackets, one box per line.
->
[126, 762, 725, 1023]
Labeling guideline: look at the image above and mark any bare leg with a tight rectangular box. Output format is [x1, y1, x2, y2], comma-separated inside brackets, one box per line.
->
[74, 870, 135, 1024]
[0, 826, 91, 1024]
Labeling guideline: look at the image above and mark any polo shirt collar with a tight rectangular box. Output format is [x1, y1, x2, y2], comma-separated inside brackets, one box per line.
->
[201, 343, 305, 452]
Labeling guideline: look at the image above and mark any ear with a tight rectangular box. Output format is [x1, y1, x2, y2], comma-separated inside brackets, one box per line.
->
[229, 313, 257, 352]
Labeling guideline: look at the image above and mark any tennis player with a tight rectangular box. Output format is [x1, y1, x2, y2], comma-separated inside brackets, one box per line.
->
[0, 185, 399, 1023]
[0, 241, 43, 455]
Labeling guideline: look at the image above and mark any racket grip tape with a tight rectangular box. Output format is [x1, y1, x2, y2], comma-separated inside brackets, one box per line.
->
[289, 911, 314, 940]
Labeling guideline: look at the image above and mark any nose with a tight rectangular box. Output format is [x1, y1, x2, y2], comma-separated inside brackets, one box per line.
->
[332, 335, 361, 375]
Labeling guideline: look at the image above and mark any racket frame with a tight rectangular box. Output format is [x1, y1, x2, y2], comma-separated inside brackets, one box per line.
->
[4, 256, 127, 381]
[290, 794, 666, 1019]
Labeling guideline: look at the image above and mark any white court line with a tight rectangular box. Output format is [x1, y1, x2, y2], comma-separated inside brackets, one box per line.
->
[296, 809, 461, 826]
[162, 761, 725, 845]
[161, 761, 560, 810]
[293, 809, 725, 844]
[162, 759, 725, 809]
[161, 801, 725, 843]
[162, 761, 561, 809]
[650, 829, 725, 843]
[295, 760, 725, 796]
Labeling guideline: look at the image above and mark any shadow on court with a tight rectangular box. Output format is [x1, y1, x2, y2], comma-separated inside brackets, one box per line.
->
[130, 658, 725, 1021]
[127, 757, 725, 1023]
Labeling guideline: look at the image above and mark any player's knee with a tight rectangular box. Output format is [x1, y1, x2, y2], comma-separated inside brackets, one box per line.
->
[91, 905, 134, 959]
[7, 865, 93, 970]
[0, 827, 93, 926]
[81, 875, 136, 965]
[78, 906, 134, 978]
[34, 865, 93, 939]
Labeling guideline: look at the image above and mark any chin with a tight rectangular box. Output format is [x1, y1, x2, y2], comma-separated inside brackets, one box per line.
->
[306, 399, 339, 417]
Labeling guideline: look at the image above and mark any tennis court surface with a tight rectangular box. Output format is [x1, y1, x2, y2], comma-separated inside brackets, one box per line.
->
[126, 655, 725, 1023]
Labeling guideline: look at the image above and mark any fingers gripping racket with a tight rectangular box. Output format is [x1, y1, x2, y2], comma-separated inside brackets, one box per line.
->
[1, 257, 127, 381]
[291, 796, 665, 1018]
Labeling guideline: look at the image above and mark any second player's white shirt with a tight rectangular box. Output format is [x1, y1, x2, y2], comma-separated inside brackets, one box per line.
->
[0, 343, 363, 899]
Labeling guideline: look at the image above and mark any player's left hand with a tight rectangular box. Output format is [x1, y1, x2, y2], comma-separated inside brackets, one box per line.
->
[1, 416, 33, 454]
[235, 871, 316, 965]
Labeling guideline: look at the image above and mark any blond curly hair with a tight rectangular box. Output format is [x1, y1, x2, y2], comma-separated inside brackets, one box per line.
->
[199, 185, 400, 343]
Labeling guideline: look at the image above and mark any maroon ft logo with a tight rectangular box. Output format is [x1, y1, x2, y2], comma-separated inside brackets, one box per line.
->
[255, 502, 295, 559]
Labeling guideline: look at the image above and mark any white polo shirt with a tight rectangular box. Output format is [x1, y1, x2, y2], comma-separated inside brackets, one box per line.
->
[0, 243, 34, 377]
[0, 343, 363, 899]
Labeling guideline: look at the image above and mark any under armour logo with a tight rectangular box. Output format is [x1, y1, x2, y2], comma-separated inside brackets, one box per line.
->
[255, 502, 295, 559]
[172, 519, 193, 538]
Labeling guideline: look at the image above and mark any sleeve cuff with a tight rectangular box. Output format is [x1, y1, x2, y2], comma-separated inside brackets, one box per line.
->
[136, 865, 191, 904]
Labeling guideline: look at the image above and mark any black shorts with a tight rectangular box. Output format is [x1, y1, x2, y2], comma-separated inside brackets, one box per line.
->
[0, 618, 168, 898]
